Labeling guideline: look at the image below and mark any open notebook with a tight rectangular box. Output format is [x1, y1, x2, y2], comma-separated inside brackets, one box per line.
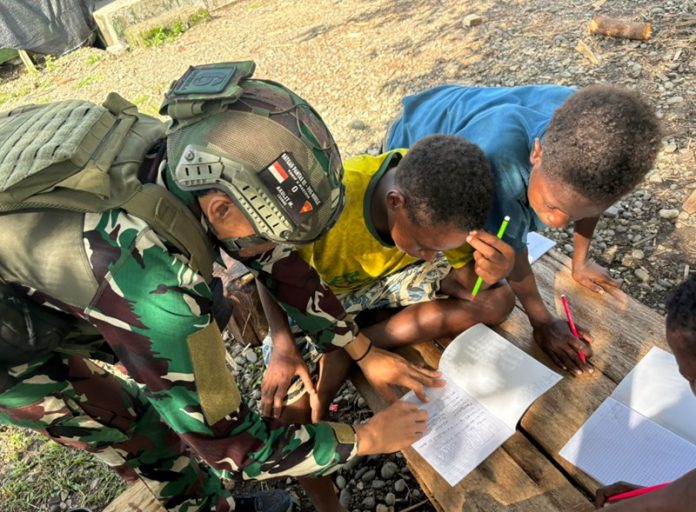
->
[560, 347, 696, 486]
[402, 323, 562, 486]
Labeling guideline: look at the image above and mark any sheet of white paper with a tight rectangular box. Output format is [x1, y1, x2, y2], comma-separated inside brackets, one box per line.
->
[526, 232, 556, 264]
[403, 384, 514, 487]
[560, 397, 696, 486]
[438, 323, 562, 428]
[611, 347, 696, 445]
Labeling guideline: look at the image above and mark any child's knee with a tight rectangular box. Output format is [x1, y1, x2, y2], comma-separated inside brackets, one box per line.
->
[480, 283, 515, 325]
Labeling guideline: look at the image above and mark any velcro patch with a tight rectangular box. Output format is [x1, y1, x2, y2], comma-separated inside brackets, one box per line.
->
[258, 152, 322, 227]
[173, 66, 236, 95]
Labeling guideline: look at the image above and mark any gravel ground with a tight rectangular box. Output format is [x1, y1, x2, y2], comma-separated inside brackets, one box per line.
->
[0, 0, 694, 510]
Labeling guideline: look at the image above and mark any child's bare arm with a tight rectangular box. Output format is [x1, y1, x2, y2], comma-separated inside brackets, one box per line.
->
[595, 469, 696, 511]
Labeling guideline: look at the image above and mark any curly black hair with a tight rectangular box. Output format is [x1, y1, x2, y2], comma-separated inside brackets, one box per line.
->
[667, 274, 696, 339]
[395, 134, 493, 231]
[541, 85, 661, 205]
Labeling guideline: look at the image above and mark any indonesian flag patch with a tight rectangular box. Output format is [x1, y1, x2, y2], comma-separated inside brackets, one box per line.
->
[258, 152, 323, 226]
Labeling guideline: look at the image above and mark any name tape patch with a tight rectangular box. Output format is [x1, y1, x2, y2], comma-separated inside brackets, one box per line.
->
[258, 152, 322, 226]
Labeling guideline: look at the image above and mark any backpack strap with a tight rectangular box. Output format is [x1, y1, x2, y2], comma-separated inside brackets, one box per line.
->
[121, 184, 217, 283]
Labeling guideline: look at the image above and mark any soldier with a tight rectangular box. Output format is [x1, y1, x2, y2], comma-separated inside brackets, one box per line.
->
[0, 62, 437, 511]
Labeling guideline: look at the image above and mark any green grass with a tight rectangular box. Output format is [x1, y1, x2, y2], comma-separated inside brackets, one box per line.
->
[85, 53, 103, 66]
[75, 74, 104, 89]
[0, 426, 126, 511]
[143, 21, 187, 47]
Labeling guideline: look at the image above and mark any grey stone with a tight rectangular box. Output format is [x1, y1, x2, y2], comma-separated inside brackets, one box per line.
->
[635, 268, 650, 282]
[244, 350, 258, 364]
[629, 63, 642, 78]
[380, 461, 398, 480]
[376, 505, 389, 512]
[666, 96, 684, 104]
[462, 14, 483, 27]
[659, 208, 680, 220]
[361, 496, 376, 508]
[604, 205, 620, 218]
[678, 211, 690, 221]
[349, 119, 366, 130]
[563, 243, 573, 253]
[385, 492, 396, 506]
[632, 249, 645, 260]
[394, 478, 407, 492]
[336, 475, 347, 489]
[361, 469, 376, 482]
[339, 489, 352, 508]
[357, 397, 367, 408]
[234, 355, 246, 366]
[372, 479, 386, 489]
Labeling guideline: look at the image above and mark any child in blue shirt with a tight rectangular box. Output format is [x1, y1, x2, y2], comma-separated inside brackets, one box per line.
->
[386, 84, 661, 375]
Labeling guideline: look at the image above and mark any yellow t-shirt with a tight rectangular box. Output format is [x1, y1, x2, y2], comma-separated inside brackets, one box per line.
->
[298, 150, 473, 294]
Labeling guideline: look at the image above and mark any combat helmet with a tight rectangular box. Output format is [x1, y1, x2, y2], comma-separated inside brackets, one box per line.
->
[161, 61, 345, 251]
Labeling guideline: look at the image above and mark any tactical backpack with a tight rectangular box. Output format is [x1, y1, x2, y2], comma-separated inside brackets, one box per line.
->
[0, 85, 223, 367]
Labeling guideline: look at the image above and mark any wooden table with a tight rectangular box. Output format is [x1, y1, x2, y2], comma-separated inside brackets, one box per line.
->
[107, 249, 666, 511]
[353, 249, 666, 511]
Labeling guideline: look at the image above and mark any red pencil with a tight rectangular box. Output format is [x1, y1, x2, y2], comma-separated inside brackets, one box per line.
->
[607, 482, 671, 503]
[560, 294, 586, 364]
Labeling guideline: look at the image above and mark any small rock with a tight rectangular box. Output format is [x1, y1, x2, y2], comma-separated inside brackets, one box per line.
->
[666, 96, 684, 104]
[604, 205, 620, 218]
[349, 119, 366, 130]
[462, 14, 483, 27]
[234, 355, 246, 366]
[658, 279, 673, 288]
[356, 397, 367, 408]
[563, 243, 573, 253]
[244, 350, 258, 364]
[678, 211, 690, 221]
[629, 63, 642, 78]
[376, 505, 389, 512]
[372, 479, 386, 489]
[361, 469, 376, 482]
[632, 249, 645, 260]
[635, 268, 650, 283]
[336, 475, 347, 489]
[658, 208, 680, 220]
[361, 496, 376, 508]
[394, 478, 407, 492]
[412, 489, 422, 498]
[385, 493, 396, 506]
[380, 461, 398, 480]
[339, 489, 352, 508]
[663, 141, 678, 153]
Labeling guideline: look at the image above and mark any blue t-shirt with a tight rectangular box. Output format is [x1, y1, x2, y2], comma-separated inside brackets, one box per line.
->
[385, 85, 575, 252]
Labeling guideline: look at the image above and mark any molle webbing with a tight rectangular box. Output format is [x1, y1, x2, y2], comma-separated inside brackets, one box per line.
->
[0, 93, 216, 282]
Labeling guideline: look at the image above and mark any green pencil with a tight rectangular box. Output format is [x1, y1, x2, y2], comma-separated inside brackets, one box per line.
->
[470, 215, 510, 300]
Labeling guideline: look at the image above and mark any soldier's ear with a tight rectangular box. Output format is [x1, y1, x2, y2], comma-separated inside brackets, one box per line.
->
[199, 191, 235, 225]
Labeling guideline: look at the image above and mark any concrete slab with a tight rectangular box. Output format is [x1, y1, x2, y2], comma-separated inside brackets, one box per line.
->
[93, 0, 237, 49]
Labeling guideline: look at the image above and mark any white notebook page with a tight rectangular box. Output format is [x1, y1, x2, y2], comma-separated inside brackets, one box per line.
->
[560, 397, 696, 486]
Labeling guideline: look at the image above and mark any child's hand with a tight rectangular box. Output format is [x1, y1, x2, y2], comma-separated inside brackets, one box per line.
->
[595, 482, 642, 508]
[573, 259, 621, 295]
[532, 318, 594, 376]
[467, 230, 516, 284]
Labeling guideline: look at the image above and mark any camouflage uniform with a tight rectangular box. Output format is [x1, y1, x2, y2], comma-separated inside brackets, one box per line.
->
[0, 189, 357, 510]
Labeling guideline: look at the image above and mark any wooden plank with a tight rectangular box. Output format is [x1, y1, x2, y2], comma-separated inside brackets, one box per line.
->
[492, 249, 668, 494]
[352, 345, 592, 512]
[104, 480, 166, 512]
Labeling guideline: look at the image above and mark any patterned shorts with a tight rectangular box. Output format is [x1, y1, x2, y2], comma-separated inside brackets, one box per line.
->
[262, 256, 452, 404]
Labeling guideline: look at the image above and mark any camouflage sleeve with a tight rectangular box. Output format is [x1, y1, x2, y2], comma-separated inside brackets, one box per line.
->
[245, 245, 359, 352]
[83, 210, 358, 480]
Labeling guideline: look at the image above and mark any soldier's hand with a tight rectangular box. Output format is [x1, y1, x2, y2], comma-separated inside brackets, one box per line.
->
[357, 346, 444, 403]
[261, 342, 316, 419]
[354, 401, 428, 455]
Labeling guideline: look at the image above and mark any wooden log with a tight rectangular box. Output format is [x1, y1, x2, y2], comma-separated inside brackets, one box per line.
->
[589, 16, 652, 41]
[104, 480, 166, 512]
